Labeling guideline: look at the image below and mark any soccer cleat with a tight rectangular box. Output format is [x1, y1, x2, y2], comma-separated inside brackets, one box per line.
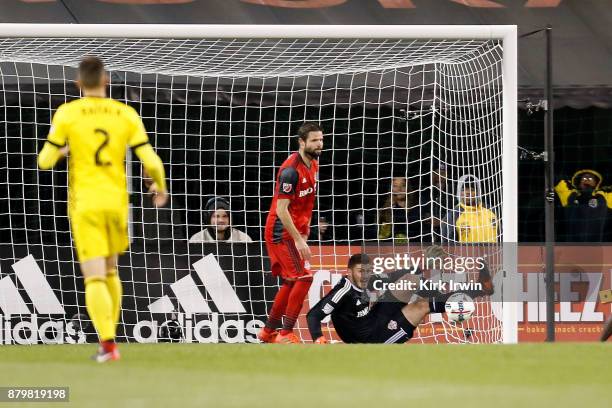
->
[314, 336, 328, 344]
[91, 341, 120, 363]
[478, 262, 495, 296]
[274, 332, 301, 344]
[257, 328, 279, 344]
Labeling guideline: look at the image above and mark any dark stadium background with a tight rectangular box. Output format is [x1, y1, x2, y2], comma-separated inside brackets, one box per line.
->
[1, 0, 611, 245]
[1, 81, 611, 244]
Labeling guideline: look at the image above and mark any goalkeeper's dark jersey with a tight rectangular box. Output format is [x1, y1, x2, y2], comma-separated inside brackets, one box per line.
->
[307, 277, 375, 343]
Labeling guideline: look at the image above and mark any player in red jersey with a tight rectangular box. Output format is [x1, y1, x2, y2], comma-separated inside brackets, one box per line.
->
[258, 122, 324, 344]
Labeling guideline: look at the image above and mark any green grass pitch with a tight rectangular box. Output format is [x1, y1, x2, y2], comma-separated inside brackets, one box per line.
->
[0, 343, 608, 408]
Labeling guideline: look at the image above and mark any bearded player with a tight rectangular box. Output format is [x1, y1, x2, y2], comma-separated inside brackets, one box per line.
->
[38, 57, 168, 362]
[258, 123, 323, 344]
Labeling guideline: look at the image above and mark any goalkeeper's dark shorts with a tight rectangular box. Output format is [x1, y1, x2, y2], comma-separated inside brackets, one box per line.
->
[364, 301, 416, 344]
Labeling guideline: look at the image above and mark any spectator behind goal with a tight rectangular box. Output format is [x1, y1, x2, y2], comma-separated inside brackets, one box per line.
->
[441, 175, 497, 243]
[189, 197, 252, 243]
[554, 169, 612, 242]
[309, 215, 333, 243]
[378, 177, 421, 242]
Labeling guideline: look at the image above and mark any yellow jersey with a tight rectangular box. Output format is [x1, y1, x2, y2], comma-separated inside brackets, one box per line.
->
[40, 97, 158, 212]
[454, 204, 498, 243]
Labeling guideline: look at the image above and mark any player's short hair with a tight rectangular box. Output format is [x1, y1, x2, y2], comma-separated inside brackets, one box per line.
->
[297, 122, 323, 141]
[78, 57, 105, 89]
[347, 253, 370, 270]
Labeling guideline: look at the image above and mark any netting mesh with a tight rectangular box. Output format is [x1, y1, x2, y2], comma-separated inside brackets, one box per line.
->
[0, 36, 505, 344]
[0, 37, 496, 77]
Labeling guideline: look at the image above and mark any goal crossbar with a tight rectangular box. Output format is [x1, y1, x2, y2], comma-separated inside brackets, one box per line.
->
[0, 24, 516, 40]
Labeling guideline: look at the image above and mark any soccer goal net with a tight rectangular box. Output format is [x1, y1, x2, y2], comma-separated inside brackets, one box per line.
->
[0, 24, 517, 345]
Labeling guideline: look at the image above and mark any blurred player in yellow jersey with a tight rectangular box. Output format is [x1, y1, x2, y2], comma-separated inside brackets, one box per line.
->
[38, 57, 168, 363]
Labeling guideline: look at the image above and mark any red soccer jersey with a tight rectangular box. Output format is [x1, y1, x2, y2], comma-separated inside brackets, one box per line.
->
[265, 152, 318, 243]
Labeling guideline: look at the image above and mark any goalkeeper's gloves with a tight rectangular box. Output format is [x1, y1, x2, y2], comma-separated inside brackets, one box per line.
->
[314, 336, 328, 344]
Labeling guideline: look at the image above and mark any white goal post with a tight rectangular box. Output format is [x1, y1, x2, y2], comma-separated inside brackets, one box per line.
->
[0, 24, 517, 344]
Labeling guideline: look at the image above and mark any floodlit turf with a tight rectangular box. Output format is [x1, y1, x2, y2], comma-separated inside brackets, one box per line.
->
[0, 343, 608, 408]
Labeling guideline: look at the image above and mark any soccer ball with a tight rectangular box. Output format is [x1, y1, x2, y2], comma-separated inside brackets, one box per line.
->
[444, 293, 475, 322]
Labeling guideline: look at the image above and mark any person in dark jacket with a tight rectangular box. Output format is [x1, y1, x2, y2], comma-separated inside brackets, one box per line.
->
[555, 169, 612, 242]
[378, 177, 422, 243]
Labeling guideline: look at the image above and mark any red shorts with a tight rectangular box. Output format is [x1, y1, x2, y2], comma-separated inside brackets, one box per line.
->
[265, 239, 311, 280]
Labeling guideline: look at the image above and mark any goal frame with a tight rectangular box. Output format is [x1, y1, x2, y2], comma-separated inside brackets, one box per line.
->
[0, 23, 518, 343]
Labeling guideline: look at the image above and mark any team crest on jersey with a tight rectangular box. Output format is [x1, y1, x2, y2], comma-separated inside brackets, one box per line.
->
[282, 183, 292, 193]
[302, 177, 307, 183]
[589, 198, 598, 208]
[387, 320, 398, 330]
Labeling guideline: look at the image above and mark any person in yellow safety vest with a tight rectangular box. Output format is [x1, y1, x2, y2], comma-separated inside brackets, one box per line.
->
[441, 175, 498, 243]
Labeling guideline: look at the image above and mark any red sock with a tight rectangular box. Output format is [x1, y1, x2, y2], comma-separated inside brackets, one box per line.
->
[264, 281, 294, 332]
[280, 278, 312, 335]
[101, 340, 116, 353]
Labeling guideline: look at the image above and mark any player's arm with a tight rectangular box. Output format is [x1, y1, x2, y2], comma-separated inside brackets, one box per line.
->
[306, 279, 350, 343]
[275, 167, 310, 260]
[134, 144, 167, 207]
[277, 199, 310, 259]
[38, 106, 69, 169]
[134, 144, 166, 191]
[128, 110, 168, 207]
[366, 269, 419, 305]
[38, 143, 68, 169]
[372, 245, 449, 291]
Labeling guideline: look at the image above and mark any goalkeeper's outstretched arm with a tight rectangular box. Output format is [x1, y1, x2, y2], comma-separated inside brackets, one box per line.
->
[306, 292, 334, 342]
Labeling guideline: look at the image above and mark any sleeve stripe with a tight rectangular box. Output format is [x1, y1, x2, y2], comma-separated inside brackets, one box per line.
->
[46, 140, 65, 148]
[332, 279, 351, 303]
[131, 141, 150, 150]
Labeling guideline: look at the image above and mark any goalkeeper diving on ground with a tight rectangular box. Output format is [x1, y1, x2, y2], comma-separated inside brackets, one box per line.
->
[37, 56, 168, 362]
[307, 248, 494, 344]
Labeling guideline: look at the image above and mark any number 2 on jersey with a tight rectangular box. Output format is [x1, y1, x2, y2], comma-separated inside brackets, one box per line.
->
[94, 128, 111, 166]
